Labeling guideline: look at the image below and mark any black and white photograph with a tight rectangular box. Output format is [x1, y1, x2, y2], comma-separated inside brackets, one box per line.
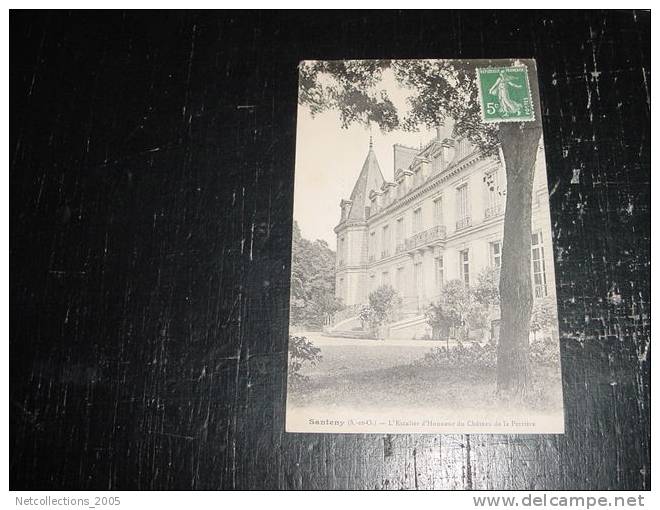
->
[287, 59, 564, 434]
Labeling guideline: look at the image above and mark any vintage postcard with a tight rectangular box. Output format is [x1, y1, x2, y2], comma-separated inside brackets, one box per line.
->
[286, 59, 564, 434]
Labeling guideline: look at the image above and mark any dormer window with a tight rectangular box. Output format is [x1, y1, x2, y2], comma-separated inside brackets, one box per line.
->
[420, 158, 431, 181]
[381, 182, 397, 208]
[432, 154, 443, 174]
[413, 168, 421, 187]
[339, 199, 352, 221]
[454, 138, 469, 160]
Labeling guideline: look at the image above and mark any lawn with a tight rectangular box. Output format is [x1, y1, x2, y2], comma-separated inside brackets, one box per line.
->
[288, 334, 564, 414]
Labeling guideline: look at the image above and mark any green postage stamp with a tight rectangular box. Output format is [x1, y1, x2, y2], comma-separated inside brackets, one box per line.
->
[477, 66, 535, 123]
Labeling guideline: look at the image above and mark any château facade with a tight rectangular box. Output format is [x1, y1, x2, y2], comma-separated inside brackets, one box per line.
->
[334, 122, 556, 319]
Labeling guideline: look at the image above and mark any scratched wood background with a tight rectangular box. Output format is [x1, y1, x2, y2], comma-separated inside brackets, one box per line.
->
[10, 11, 650, 490]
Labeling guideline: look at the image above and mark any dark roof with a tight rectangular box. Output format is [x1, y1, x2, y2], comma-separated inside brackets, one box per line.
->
[346, 145, 385, 222]
[393, 144, 418, 174]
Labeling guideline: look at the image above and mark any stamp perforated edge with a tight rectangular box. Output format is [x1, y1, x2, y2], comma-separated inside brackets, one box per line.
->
[476, 64, 536, 124]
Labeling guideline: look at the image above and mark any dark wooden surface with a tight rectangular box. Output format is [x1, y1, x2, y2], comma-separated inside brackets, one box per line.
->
[10, 11, 650, 490]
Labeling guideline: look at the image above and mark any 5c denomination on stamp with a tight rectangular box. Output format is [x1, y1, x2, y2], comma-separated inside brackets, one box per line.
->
[477, 66, 534, 123]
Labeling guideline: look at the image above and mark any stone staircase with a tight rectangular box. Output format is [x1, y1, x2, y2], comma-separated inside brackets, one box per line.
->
[388, 314, 432, 339]
[323, 307, 369, 338]
[321, 329, 373, 339]
[323, 307, 431, 340]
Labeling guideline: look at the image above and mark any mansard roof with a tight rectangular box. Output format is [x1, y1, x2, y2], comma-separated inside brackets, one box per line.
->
[393, 144, 418, 175]
[346, 144, 385, 222]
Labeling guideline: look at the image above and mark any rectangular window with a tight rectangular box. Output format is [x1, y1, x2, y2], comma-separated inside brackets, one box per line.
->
[396, 267, 405, 293]
[395, 217, 405, 253]
[414, 262, 424, 303]
[382, 271, 390, 287]
[484, 169, 503, 218]
[338, 237, 345, 266]
[396, 217, 405, 242]
[338, 278, 344, 300]
[456, 183, 471, 230]
[532, 232, 548, 298]
[435, 256, 444, 291]
[381, 224, 390, 258]
[460, 249, 470, 286]
[413, 207, 423, 233]
[368, 231, 376, 262]
[491, 241, 502, 269]
[433, 197, 444, 226]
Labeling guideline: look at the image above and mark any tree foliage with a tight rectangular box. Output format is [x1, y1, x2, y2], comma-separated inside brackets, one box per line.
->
[426, 280, 488, 341]
[299, 59, 499, 155]
[473, 266, 501, 308]
[290, 221, 343, 329]
[392, 60, 499, 153]
[530, 298, 558, 340]
[359, 285, 401, 337]
[288, 335, 323, 387]
[299, 60, 398, 130]
[424, 302, 454, 340]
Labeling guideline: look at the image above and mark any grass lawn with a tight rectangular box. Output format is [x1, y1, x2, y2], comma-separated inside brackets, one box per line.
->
[288, 337, 563, 413]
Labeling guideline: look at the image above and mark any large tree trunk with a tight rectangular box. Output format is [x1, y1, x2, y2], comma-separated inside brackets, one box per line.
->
[496, 122, 542, 397]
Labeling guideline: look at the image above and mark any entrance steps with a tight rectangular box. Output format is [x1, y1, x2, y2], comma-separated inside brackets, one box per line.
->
[388, 314, 431, 339]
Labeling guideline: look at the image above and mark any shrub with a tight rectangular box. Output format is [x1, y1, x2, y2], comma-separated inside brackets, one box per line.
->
[425, 303, 453, 340]
[417, 337, 559, 371]
[426, 280, 489, 341]
[530, 299, 558, 341]
[473, 267, 501, 308]
[416, 340, 497, 370]
[529, 336, 560, 366]
[360, 285, 401, 338]
[358, 305, 376, 330]
[288, 335, 322, 387]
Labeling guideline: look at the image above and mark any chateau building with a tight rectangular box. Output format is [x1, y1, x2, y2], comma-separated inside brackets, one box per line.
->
[334, 122, 555, 323]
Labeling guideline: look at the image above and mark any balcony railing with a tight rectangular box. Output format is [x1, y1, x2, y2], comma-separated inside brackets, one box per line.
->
[404, 225, 447, 251]
[456, 216, 472, 231]
[485, 202, 504, 219]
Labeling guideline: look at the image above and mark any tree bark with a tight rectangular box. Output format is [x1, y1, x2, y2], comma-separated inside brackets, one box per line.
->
[496, 122, 542, 396]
